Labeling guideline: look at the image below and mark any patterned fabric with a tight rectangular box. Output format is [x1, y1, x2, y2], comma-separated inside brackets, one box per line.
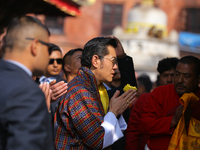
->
[54, 67, 111, 150]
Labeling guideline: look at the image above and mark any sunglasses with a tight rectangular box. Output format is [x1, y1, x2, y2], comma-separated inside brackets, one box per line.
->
[49, 58, 62, 64]
[26, 38, 53, 55]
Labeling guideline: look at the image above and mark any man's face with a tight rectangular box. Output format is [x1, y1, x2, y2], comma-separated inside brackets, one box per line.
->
[159, 69, 175, 86]
[35, 34, 50, 76]
[97, 46, 117, 83]
[174, 63, 199, 96]
[69, 51, 82, 75]
[112, 65, 121, 81]
[46, 50, 62, 77]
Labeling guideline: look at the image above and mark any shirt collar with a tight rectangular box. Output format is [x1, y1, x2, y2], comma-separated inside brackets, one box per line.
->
[39, 75, 57, 84]
[5, 59, 32, 77]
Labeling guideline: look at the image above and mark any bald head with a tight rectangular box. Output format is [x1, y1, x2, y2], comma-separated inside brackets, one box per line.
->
[5, 16, 50, 51]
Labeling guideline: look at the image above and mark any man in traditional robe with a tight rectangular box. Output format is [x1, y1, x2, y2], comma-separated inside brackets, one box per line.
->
[54, 37, 137, 149]
[126, 57, 179, 150]
[138, 55, 200, 150]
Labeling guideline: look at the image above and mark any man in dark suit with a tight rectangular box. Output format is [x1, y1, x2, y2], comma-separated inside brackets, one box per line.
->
[0, 16, 54, 150]
[103, 36, 137, 150]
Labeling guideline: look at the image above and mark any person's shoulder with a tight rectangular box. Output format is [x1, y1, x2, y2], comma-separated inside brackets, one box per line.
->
[67, 77, 86, 91]
[139, 92, 151, 99]
[152, 84, 174, 93]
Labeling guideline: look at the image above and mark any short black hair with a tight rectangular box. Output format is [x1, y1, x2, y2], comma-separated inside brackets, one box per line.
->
[137, 74, 152, 93]
[157, 57, 179, 74]
[81, 37, 118, 68]
[49, 43, 62, 53]
[179, 55, 200, 77]
[7, 16, 50, 36]
[62, 48, 83, 74]
[5, 16, 50, 50]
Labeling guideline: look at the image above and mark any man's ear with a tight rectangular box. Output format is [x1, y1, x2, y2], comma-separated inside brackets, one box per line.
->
[64, 64, 71, 72]
[91, 55, 99, 68]
[198, 75, 200, 87]
[30, 39, 37, 56]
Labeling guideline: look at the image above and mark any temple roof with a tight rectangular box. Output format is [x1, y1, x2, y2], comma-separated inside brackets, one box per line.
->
[0, 0, 83, 33]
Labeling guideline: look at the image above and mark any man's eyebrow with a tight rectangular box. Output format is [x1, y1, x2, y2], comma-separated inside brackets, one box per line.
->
[175, 70, 191, 75]
[76, 55, 82, 58]
[183, 73, 191, 76]
[175, 70, 180, 73]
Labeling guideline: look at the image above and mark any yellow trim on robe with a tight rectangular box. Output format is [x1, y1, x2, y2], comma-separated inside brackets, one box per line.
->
[98, 83, 109, 114]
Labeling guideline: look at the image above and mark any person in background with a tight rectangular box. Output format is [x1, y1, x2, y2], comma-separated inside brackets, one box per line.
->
[137, 56, 200, 150]
[103, 37, 137, 150]
[62, 48, 83, 83]
[0, 16, 54, 150]
[136, 74, 152, 99]
[39, 44, 64, 84]
[49, 48, 83, 122]
[157, 57, 179, 86]
[40, 44, 69, 123]
[54, 37, 137, 150]
[126, 57, 179, 150]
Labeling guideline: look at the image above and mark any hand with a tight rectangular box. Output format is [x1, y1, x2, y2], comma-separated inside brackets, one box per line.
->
[107, 36, 126, 58]
[170, 105, 184, 128]
[109, 89, 137, 117]
[39, 82, 52, 112]
[49, 80, 68, 102]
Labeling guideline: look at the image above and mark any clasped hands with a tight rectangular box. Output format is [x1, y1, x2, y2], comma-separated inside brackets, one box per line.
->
[39, 80, 68, 112]
[109, 89, 137, 117]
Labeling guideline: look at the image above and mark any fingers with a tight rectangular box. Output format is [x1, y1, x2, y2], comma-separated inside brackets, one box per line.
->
[39, 82, 51, 111]
[121, 89, 137, 106]
[122, 89, 137, 99]
[53, 90, 67, 101]
[50, 81, 68, 101]
[49, 79, 56, 86]
[50, 81, 66, 90]
[112, 90, 120, 99]
[39, 82, 50, 98]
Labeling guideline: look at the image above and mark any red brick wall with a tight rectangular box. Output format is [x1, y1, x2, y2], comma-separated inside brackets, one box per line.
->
[49, 0, 200, 55]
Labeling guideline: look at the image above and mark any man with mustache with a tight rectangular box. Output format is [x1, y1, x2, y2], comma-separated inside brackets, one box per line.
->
[138, 55, 200, 150]
[126, 57, 179, 150]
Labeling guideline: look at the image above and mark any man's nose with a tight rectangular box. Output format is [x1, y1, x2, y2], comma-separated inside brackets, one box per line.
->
[113, 63, 118, 69]
[53, 60, 58, 66]
[178, 74, 184, 83]
[167, 75, 173, 83]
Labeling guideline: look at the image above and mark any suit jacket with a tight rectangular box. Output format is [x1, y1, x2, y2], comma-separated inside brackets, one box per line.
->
[108, 55, 137, 150]
[54, 67, 111, 150]
[0, 60, 54, 150]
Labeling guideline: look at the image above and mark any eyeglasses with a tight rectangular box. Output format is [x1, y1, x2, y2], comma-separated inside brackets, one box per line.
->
[26, 38, 53, 55]
[49, 58, 62, 64]
[104, 56, 118, 67]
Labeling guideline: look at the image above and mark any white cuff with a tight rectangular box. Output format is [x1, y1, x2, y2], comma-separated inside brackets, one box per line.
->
[101, 112, 126, 149]
[118, 114, 127, 131]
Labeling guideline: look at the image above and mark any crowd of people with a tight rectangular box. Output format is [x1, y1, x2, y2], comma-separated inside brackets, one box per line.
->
[1, 15, 200, 150]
